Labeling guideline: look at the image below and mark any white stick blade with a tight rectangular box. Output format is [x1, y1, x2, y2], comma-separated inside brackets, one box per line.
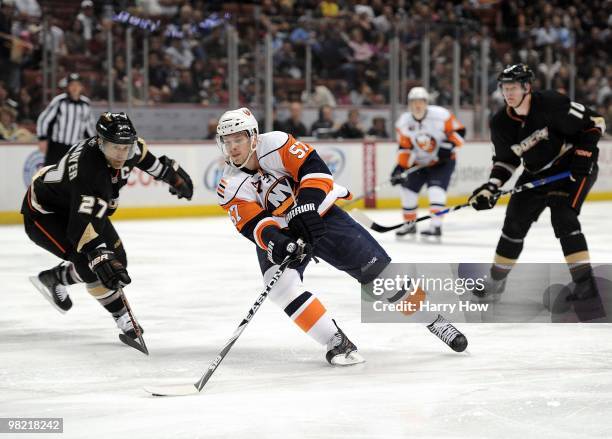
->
[144, 384, 200, 397]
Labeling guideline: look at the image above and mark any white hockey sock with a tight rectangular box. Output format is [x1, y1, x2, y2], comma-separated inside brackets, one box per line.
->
[264, 267, 336, 346]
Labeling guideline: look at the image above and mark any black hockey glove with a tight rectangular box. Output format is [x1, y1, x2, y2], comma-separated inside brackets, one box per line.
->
[569, 147, 596, 181]
[158, 156, 194, 200]
[390, 164, 406, 186]
[437, 143, 453, 163]
[266, 229, 308, 267]
[469, 182, 500, 211]
[87, 248, 131, 290]
[286, 202, 326, 245]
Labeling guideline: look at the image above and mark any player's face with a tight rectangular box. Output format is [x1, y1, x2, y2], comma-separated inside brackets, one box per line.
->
[409, 99, 427, 118]
[222, 132, 251, 166]
[103, 141, 132, 169]
[501, 82, 527, 107]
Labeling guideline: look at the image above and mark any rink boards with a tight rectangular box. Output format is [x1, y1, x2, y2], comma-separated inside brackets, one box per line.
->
[1, 140, 611, 224]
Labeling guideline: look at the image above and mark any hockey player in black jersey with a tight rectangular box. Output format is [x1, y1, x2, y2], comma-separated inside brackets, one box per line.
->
[22, 112, 193, 339]
[469, 64, 605, 301]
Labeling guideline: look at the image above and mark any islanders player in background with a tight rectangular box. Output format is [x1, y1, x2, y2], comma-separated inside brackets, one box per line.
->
[215, 108, 467, 366]
[391, 87, 465, 238]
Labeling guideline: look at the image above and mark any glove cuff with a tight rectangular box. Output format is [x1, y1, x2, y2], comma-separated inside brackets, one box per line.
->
[286, 202, 317, 222]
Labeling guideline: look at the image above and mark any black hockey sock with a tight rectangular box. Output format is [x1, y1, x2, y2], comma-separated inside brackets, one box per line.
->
[560, 232, 592, 283]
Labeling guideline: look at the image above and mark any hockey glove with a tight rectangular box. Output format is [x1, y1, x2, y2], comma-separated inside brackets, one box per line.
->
[87, 248, 131, 290]
[437, 142, 453, 164]
[570, 148, 596, 181]
[390, 164, 406, 186]
[469, 182, 500, 210]
[266, 229, 308, 267]
[286, 203, 326, 245]
[158, 156, 194, 200]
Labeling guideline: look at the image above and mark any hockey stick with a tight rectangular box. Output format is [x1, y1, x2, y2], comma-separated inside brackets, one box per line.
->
[117, 288, 149, 355]
[352, 171, 572, 233]
[144, 241, 306, 397]
[341, 165, 424, 209]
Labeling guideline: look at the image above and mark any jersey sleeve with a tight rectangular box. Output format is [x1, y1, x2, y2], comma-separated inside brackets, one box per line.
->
[395, 115, 414, 168]
[489, 114, 521, 186]
[443, 113, 466, 147]
[550, 93, 604, 153]
[133, 137, 165, 177]
[218, 175, 280, 250]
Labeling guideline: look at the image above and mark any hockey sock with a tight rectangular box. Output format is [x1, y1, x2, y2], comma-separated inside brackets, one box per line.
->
[427, 186, 447, 228]
[400, 187, 418, 221]
[560, 232, 592, 282]
[86, 282, 125, 318]
[264, 267, 336, 346]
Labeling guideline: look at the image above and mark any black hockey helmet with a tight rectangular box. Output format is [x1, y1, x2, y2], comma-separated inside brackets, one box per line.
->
[96, 112, 137, 144]
[497, 64, 535, 85]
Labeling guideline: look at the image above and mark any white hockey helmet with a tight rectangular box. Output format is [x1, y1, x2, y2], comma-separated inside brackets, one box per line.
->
[407, 87, 429, 102]
[216, 107, 259, 168]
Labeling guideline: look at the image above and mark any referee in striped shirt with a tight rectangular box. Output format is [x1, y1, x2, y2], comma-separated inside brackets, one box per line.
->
[36, 73, 96, 166]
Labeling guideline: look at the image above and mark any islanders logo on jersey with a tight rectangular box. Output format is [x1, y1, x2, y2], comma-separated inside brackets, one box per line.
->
[415, 133, 437, 153]
[262, 175, 296, 216]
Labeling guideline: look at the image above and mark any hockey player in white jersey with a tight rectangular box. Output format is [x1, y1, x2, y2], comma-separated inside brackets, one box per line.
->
[215, 108, 468, 365]
[391, 87, 465, 238]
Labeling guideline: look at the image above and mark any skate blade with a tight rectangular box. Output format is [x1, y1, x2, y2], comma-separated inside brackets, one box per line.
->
[330, 350, 366, 366]
[119, 333, 149, 355]
[29, 276, 67, 314]
[144, 384, 200, 397]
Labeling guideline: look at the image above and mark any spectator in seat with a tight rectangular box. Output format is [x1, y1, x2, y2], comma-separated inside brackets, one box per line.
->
[336, 109, 364, 139]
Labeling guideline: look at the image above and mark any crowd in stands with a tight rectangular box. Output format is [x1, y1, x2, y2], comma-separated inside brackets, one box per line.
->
[0, 0, 610, 140]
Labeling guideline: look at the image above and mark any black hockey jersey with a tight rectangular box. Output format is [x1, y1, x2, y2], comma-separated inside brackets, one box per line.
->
[22, 136, 162, 254]
[488, 90, 605, 185]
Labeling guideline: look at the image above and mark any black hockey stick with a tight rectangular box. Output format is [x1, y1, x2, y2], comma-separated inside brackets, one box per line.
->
[352, 171, 572, 233]
[144, 241, 306, 397]
[118, 288, 149, 355]
[341, 165, 424, 209]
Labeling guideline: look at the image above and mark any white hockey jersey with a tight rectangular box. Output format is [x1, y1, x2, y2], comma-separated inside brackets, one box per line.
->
[395, 105, 465, 168]
[217, 131, 350, 249]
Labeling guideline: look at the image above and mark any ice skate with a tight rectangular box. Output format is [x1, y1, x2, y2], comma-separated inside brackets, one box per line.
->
[426, 314, 468, 352]
[420, 225, 442, 241]
[29, 265, 73, 313]
[566, 275, 599, 302]
[472, 275, 506, 302]
[395, 222, 417, 237]
[114, 311, 144, 340]
[326, 321, 364, 366]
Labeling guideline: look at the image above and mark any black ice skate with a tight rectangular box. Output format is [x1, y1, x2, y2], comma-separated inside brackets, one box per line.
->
[29, 265, 73, 313]
[472, 275, 506, 302]
[114, 311, 144, 340]
[566, 275, 599, 302]
[420, 226, 442, 239]
[426, 314, 468, 352]
[395, 222, 417, 237]
[326, 321, 365, 366]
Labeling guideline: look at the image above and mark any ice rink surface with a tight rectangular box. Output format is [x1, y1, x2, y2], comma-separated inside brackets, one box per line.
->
[2, 201, 612, 438]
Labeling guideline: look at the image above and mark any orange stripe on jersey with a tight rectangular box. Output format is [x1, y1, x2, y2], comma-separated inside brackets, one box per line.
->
[254, 218, 279, 250]
[396, 128, 413, 148]
[294, 298, 326, 332]
[278, 135, 316, 181]
[444, 115, 464, 147]
[222, 198, 264, 232]
[299, 177, 333, 194]
[34, 220, 67, 254]
[397, 149, 412, 168]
